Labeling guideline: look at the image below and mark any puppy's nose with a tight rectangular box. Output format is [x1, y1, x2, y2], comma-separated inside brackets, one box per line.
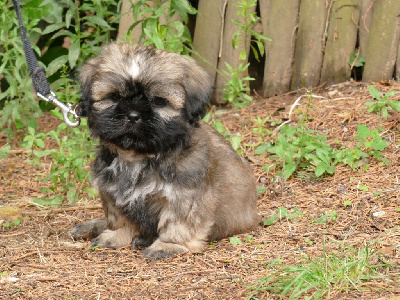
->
[128, 111, 141, 123]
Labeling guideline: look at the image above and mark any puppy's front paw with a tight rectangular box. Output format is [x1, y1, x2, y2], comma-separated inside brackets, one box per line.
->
[90, 228, 134, 249]
[132, 235, 156, 250]
[70, 218, 107, 240]
[141, 240, 188, 260]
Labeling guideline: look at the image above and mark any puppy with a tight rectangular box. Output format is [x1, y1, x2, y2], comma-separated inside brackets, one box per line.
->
[70, 43, 259, 259]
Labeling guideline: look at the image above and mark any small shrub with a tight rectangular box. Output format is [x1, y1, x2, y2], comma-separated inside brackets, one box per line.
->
[127, 0, 196, 55]
[365, 85, 399, 122]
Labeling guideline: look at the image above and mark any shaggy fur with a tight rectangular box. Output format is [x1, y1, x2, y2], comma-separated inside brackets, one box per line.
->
[70, 43, 259, 259]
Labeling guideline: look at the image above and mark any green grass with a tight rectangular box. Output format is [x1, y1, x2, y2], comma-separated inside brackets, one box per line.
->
[247, 241, 395, 299]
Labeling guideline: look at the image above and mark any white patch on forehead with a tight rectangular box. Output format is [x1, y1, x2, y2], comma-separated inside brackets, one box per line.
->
[130, 59, 140, 79]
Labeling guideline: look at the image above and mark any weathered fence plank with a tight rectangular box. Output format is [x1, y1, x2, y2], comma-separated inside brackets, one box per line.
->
[363, 0, 400, 82]
[259, 0, 300, 97]
[192, 0, 225, 90]
[320, 0, 360, 86]
[214, 1, 255, 103]
[359, 0, 374, 57]
[291, 0, 329, 90]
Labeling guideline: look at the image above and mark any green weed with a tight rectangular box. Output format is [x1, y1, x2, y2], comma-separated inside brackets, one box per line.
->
[1, 0, 119, 136]
[248, 242, 395, 299]
[343, 200, 352, 207]
[311, 211, 338, 224]
[229, 235, 254, 246]
[0, 0, 43, 133]
[222, 62, 254, 109]
[251, 116, 272, 145]
[365, 85, 399, 122]
[256, 125, 336, 179]
[3, 219, 21, 228]
[222, 0, 271, 108]
[255, 90, 390, 179]
[264, 207, 302, 226]
[32, 118, 96, 206]
[348, 48, 365, 68]
[127, 0, 196, 55]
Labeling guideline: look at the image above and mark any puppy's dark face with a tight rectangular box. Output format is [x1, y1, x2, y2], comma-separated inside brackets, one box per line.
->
[78, 44, 211, 154]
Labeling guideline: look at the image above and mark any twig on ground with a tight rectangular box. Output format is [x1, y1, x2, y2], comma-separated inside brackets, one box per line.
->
[273, 94, 326, 135]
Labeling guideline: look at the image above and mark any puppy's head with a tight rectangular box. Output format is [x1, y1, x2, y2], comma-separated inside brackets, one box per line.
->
[78, 43, 211, 154]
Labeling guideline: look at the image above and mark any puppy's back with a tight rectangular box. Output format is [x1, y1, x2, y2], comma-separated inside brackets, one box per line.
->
[195, 122, 259, 240]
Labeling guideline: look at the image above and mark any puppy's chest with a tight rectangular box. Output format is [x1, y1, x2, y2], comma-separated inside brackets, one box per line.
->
[93, 156, 173, 207]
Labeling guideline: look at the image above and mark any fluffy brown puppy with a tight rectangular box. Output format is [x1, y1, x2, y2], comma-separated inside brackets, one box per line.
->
[70, 43, 258, 259]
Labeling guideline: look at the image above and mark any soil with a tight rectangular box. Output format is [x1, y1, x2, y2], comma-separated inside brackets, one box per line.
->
[0, 80, 399, 299]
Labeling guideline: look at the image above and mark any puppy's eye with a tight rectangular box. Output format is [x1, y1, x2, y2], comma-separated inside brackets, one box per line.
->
[152, 96, 167, 108]
[106, 92, 120, 102]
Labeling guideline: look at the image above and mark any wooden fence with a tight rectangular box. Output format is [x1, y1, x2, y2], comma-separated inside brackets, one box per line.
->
[119, 0, 400, 102]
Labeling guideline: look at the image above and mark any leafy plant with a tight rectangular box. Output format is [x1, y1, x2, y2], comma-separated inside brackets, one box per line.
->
[1, 0, 120, 137]
[3, 219, 21, 228]
[255, 99, 389, 179]
[311, 211, 338, 224]
[256, 125, 336, 179]
[365, 85, 399, 121]
[0, 144, 10, 160]
[128, 0, 196, 55]
[42, 0, 120, 72]
[248, 243, 395, 299]
[30, 67, 96, 205]
[348, 48, 365, 68]
[251, 116, 272, 145]
[354, 124, 388, 166]
[229, 235, 254, 246]
[230, 236, 242, 246]
[332, 124, 389, 171]
[343, 200, 352, 207]
[22, 127, 46, 165]
[232, 0, 271, 62]
[264, 207, 302, 226]
[222, 62, 254, 109]
[0, 0, 44, 133]
[222, 0, 271, 108]
[32, 117, 96, 206]
[256, 185, 267, 196]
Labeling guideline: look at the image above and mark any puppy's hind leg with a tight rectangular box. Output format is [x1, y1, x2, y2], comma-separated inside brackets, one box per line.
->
[70, 218, 107, 240]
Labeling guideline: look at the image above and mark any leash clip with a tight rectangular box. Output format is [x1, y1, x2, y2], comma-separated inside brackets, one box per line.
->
[37, 91, 80, 128]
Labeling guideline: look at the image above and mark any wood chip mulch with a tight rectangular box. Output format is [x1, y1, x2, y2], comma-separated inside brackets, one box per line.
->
[0, 80, 399, 299]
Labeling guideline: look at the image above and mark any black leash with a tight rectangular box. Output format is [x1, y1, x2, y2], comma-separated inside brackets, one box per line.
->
[12, 0, 80, 128]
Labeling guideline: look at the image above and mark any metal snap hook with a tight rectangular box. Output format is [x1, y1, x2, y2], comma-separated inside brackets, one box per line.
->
[37, 91, 80, 128]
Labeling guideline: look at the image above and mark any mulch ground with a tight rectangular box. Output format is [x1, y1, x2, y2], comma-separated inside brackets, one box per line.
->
[0, 80, 399, 299]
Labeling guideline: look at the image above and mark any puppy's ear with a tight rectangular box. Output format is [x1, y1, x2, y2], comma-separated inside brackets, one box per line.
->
[183, 62, 212, 124]
[77, 57, 99, 117]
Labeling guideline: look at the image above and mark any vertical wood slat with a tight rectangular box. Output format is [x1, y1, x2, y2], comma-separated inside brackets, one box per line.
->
[259, 0, 300, 98]
[192, 0, 226, 92]
[290, 0, 329, 90]
[363, 0, 400, 82]
[359, 0, 374, 57]
[214, 1, 256, 103]
[320, 0, 360, 86]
